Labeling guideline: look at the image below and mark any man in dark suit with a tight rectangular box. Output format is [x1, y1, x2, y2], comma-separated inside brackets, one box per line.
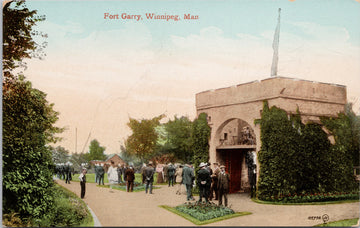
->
[167, 163, 175, 187]
[65, 162, 72, 184]
[98, 164, 105, 185]
[218, 165, 230, 207]
[125, 166, 135, 192]
[197, 162, 211, 203]
[182, 163, 194, 201]
[144, 161, 155, 194]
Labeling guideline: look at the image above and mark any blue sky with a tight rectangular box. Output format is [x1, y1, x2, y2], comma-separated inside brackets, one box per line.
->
[22, 0, 360, 154]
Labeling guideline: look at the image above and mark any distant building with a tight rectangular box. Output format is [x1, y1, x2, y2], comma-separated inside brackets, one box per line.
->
[90, 154, 125, 168]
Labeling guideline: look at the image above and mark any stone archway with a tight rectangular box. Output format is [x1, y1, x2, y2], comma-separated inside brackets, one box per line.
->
[214, 118, 257, 193]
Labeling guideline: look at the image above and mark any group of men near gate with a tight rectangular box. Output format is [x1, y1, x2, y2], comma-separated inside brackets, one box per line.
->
[183, 162, 230, 207]
[77, 160, 230, 206]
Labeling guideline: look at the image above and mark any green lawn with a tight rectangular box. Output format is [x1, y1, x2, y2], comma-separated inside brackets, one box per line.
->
[71, 172, 167, 185]
[314, 218, 359, 227]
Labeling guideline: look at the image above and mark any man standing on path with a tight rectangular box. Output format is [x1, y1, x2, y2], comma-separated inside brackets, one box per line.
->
[182, 163, 195, 201]
[65, 162, 72, 184]
[125, 166, 135, 192]
[209, 162, 220, 201]
[98, 164, 105, 185]
[197, 162, 211, 203]
[79, 168, 87, 199]
[144, 161, 155, 194]
[218, 165, 230, 207]
[167, 163, 175, 187]
[175, 165, 184, 195]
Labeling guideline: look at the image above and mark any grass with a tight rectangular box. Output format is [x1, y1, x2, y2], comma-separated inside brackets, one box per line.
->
[252, 198, 359, 205]
[314, 218, 359, 227]
[71, 173, 166, 185]
[159, 205, 251, 226]
[97, 182, 160, 192]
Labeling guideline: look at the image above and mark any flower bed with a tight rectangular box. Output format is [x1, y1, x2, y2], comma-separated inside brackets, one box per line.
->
[175, 201, 235, 221]
[160, 203, 251, 225]
[260, 191, 359, 203]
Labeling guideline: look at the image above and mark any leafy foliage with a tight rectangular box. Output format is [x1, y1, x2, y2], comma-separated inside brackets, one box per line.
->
[87, 139, 106, 161]
[321, 103, 360, 167]
[162, 116, 193, 163]
[51, 146, 70, 163]
[32, 184, 92, 227]
[191, 113, 211, 176]
[125, 114, 165, 162]
[3, 0, 47, 78]
[256, 101, 357, 200]
[3, 78, 63, 218]
[70, 152, 89, 173]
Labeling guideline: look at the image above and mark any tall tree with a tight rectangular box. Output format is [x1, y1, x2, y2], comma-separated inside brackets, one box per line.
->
[87, 139, 106, 161]
[125, 114, 165, 162]
[3, 79, 63, 218]
[163, 116, 193, 163]
[3, 0, 47, 79]
[51, 146, 70, 163]
[191, 113, 211, 176]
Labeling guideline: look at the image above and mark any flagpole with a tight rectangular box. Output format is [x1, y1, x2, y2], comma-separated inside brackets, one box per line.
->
[271, 8, 281, 77]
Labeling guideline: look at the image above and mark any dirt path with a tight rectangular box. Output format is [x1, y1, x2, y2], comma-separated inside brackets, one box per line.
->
[56, 180, 359, 226]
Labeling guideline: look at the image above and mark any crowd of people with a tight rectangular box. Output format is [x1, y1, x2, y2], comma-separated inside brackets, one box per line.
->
[68, 160, 231, 207]
[55, 162, 74, 184]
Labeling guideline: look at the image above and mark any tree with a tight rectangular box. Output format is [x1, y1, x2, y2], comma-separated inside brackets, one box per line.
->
[320, 103, 359, 191]
[125, 114, 165, 162]
[87, 139, 106, 161]
[162, 116, 193, 163]
[191, 113, 211, 176]
[3, 78, 63, 218]
[70, 152, 89, 173]
[3, 0, 47, 79]
[51, 146, 70, 164]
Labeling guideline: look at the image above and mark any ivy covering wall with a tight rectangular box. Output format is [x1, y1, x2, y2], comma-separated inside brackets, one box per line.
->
[255, 101, 357, 200]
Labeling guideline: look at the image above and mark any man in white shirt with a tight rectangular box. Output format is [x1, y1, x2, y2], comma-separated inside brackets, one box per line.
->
[78, 168, 87, 199]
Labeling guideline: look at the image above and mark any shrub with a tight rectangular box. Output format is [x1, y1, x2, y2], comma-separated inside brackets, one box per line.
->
[31, 184, 92, 227]
[256, 101, 358, 201]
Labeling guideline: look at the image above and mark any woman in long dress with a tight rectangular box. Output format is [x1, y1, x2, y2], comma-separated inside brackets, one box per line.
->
[107, 161, 118, 184]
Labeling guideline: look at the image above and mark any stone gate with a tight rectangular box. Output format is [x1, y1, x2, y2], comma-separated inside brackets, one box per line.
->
[195, 76, 347, 193]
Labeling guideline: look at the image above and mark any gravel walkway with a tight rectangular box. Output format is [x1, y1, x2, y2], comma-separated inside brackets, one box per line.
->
[56, 180, 359, 227]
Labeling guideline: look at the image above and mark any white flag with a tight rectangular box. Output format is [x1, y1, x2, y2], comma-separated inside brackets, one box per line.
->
[271, 8, 281, 77]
